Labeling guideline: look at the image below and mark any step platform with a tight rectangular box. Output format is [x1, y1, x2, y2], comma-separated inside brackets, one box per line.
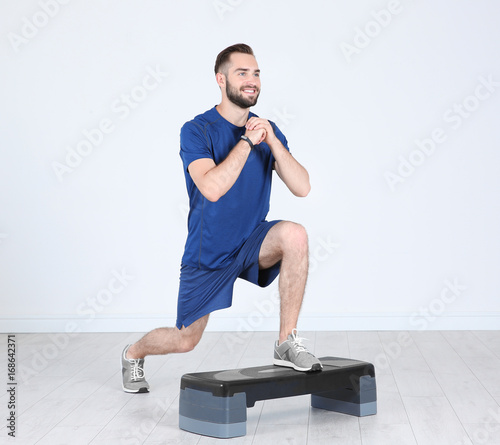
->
[179, 356, 376, 438]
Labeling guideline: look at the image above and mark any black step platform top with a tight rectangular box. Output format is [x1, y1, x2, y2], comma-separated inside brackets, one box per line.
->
[180, 357, 375, 407]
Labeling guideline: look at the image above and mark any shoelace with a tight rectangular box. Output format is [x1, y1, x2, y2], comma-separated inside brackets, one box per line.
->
[290, 328, 309, 353]
[128, 359, 145, 381]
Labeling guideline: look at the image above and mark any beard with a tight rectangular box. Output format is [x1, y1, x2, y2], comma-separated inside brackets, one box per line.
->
[225, 80, 260, 109]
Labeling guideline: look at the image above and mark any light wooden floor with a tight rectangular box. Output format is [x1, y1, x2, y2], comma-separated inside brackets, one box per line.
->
[1, 330, 500, 445]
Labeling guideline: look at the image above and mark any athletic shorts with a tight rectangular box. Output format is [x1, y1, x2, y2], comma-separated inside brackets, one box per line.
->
[176, 220, 281, 329]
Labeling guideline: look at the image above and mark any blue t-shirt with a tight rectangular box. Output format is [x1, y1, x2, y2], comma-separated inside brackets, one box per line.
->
[179, 106, 290, 270]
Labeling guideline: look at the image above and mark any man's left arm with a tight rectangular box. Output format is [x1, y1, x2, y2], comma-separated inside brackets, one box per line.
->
[246, 117, 311, 197]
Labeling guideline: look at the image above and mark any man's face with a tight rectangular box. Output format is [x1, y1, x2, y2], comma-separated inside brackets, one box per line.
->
[223, 53, 261, 109]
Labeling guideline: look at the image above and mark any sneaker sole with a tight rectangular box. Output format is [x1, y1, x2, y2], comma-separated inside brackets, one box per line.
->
[273, 358, 323, 372]
[121, 383, 149, 393]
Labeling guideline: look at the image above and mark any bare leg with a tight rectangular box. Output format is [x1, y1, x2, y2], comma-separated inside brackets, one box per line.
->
[258, 221, 309, 344]
[127, 314, 210, 359]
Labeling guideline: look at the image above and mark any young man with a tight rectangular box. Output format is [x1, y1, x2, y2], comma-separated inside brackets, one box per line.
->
[121, 43, 322, 393]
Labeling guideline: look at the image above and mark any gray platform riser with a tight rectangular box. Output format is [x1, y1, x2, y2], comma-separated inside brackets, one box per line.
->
[311, 396, 377, 416]
[179, 415, 246, 439]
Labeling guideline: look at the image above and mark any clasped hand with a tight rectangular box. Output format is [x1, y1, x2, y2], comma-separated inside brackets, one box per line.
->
[244, 117, 277, 146]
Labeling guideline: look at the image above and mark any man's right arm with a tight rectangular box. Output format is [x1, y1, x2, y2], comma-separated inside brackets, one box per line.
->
[188, 127, 265, 202]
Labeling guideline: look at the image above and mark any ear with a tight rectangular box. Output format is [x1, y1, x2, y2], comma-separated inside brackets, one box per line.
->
[216, 72, 225, 89]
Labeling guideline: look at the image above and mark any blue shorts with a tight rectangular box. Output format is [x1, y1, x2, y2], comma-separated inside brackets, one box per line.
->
[176, 220, 281, 329]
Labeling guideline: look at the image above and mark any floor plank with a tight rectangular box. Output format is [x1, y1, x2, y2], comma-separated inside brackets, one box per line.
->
[0, 331, 498, 444]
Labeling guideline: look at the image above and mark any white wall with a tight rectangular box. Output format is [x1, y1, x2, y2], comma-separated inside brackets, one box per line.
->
[1, 0, 499, 333]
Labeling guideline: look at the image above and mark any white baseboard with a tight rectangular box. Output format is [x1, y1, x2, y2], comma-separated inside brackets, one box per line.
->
[1, 312, 499, 333]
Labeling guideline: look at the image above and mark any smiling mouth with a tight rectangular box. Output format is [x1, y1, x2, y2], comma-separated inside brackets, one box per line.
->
[242, 88, 257, 95]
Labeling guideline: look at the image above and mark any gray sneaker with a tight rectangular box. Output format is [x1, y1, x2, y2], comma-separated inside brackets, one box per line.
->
[121, 345, 150, 393]
[273, 329, 323, 372]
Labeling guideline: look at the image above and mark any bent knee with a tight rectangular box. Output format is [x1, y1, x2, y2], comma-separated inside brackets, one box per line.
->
[177, 332, 203, 353]
[279, 221, 308, 252]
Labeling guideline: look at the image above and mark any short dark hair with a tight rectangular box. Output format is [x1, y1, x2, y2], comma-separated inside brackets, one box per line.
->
[214, 43, 254, 75]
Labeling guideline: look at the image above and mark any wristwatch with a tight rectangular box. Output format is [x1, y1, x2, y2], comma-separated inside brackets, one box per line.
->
[240, 135, 254, 150]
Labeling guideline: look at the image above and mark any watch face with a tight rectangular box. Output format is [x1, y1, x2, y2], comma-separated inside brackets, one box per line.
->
[241, 135, 253, 147]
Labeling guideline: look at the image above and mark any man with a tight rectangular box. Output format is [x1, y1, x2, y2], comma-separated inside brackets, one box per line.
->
[121, 43, 322, 393]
